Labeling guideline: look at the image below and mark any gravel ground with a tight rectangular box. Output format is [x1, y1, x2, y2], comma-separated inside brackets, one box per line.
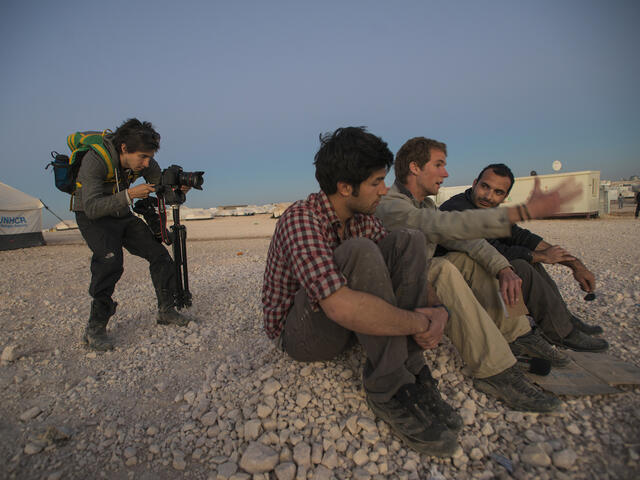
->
[1, 218, 638, 480]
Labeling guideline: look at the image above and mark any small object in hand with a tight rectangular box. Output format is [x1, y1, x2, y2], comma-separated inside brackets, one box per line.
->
[584, 292, 596, 301]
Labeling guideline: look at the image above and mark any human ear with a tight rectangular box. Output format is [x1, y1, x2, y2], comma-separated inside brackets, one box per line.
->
[336, 181, 353, 197]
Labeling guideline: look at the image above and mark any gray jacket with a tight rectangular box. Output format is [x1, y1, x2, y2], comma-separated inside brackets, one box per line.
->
[73, 138, 161, 220]
[375, 182, 512, 276]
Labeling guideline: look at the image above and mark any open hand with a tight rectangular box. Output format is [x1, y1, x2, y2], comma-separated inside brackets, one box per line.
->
[525, 177, 582, 219]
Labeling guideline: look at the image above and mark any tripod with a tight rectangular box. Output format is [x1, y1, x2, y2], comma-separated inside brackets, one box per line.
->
[169, 205, 192, 309]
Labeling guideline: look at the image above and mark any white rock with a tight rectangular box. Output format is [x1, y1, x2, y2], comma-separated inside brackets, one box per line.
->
[263, 378, 282, 396]
[2, 345, 19, 363]
[353, 449, 369, 466]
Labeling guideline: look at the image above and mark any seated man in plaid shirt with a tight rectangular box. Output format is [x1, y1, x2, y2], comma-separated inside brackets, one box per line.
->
[262, 127, 460, 456]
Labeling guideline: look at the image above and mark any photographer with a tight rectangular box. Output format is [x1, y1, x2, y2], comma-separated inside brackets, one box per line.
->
[73, 118, 191, 351]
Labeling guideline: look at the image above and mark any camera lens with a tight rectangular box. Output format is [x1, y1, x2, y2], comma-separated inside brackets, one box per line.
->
[178, 171, 204, 189]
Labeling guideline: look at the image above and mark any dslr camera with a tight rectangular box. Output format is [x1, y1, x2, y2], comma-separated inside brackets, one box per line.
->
[154, 164, 205, 205]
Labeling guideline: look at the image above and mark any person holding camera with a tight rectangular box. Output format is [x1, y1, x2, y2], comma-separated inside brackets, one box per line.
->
[73, 118, 190, 351]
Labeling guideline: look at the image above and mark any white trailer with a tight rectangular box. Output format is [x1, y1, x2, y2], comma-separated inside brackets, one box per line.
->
[435, 170, 600, 217]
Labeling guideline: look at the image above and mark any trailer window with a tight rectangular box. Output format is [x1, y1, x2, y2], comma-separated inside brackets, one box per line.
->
[592, 179, 597, 196]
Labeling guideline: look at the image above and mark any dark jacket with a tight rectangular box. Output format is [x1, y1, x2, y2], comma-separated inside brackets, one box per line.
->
[439, 188, 542, 262]
[73, 137, 161, 219]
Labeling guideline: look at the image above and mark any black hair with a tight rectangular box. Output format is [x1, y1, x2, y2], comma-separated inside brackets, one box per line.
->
[314, 126, 393, 195]
[395, 137, 448, 184]
[111, 118, 161, 154]
[476, 163, 515, 193]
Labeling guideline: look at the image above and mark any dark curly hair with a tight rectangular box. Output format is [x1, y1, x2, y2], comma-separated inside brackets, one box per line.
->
[314, 127, 393, 195]
[395, 137, 447, 184]
[111, 118, 161, 154]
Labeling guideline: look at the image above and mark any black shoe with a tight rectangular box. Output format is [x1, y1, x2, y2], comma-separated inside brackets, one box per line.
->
[416, 366, 463, 432]
[550, 328, 609, 352]
[570, 315, 603, 335]
[82, 325, 114, 351]
[474, 365, 561, 412]
[366, 383, 458, 457]
[157, 307, 191, 326]
[510, 330, 570, 367]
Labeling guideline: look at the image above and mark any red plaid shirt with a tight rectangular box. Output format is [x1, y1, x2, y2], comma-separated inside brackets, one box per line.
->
[262, 191, 388, 339]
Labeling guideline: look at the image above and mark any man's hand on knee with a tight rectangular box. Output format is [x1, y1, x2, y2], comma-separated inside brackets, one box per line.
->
[497, 267, 522, 306]
[412, 306, 448, 350]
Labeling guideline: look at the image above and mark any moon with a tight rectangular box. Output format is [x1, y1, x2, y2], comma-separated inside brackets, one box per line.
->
[552, 160, 562, 171]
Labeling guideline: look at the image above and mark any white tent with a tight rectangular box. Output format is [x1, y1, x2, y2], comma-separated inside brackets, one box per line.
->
[0, 182, 46, 250]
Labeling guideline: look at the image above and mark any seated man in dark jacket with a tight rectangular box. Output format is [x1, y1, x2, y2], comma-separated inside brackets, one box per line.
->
[439, 163, 607, 352]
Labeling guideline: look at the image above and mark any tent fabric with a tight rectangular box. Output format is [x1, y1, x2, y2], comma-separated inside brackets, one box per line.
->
[0, 182, 45, 250]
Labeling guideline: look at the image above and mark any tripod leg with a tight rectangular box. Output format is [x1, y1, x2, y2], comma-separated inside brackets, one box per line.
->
[179, 226, 192, 307]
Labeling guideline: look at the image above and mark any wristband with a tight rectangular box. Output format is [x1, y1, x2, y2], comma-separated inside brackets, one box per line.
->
[432, 304, 450, 317]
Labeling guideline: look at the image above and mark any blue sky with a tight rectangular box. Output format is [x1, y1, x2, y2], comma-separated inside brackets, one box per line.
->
[1, 0, 638, 226]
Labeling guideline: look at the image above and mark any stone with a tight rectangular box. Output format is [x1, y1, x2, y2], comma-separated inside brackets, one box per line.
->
[24, 442, 45, 455]
[293, 442, 311, 467]
[263, 378, 282, 396]
[552, 448, 577, 469]
[353, 449, 369, 466]
[1, 345, 19, 363]
[217, 461, 238, 479]
[244, 419, 262, 441]
[20, 406, 42, 421]
[173, 457, 187, 470]
[566, 423, 581, 435]
[201, 410, 218, 426]
[239, 442, 278, 473]
[321, 445, 338, 469]
[274, 462, 296, 480]
[459, 407, 475, 426]
[311, 465, 333, 480]
[521, 444, 551, 467]
[296, 392, 312, 409]
[469, 447, 483, 461]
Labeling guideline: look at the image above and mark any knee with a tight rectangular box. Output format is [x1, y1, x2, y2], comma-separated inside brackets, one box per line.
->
[511, 259, 533, 280]
[334, 237, 382, 266]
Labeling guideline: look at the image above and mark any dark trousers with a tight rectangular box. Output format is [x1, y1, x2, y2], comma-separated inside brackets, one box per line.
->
[511, 259, 573, 340]
[76, 212, 176, 310]
[282, 230, 430, 402]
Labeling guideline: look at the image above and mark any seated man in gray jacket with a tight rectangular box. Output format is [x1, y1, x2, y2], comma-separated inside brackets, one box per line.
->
[376, 137, 580, 412]
[439, 163, 607, 352]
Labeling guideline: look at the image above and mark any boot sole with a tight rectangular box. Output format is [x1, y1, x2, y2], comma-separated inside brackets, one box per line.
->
[366, 397, 459, 457]
[474, 380, 561, 413]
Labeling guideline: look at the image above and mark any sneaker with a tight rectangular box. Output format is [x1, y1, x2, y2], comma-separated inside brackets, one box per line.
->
[157, 307, 191, 326]
[548, 328, 609, 352]
[474, 365, 561, 412]
[570, 315, 603, 335]
[416, 366, 463, 432]
[510, 330, 570, 367]
[366, 383, 458, 457]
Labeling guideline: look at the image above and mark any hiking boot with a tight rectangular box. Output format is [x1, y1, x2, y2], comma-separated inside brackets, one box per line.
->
[549, 328, 609, 352]
[474, 365, 562, 412]
[510, 329, 570, 367]
[570, 315, 603, 335]
[157, 306, 191, 326]
[367, 383, 458, 457]
[81, 300, 116, 351]
[82, 324, 114, 351]
[416, 366, 463, 432]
